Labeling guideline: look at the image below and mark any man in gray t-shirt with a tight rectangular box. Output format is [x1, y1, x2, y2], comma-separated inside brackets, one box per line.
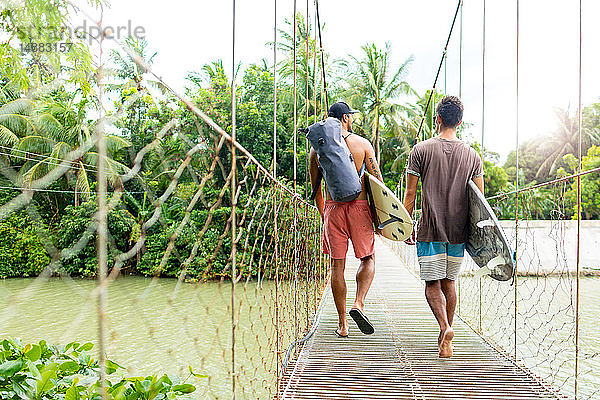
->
[403, 96, 484, 358]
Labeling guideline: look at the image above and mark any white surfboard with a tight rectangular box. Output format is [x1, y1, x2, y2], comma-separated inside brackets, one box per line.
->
[364, 172, 413, 241]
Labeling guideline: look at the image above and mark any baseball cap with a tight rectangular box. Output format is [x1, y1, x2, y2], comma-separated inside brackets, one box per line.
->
[327, 101, 359, 119]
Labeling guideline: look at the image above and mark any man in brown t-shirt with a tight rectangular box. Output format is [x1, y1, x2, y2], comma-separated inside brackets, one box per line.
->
[403, 96, 484, 358]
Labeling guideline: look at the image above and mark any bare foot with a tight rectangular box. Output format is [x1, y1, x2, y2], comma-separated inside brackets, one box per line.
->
[439, 327, 454, 358]
[337, 321, 349, 337]
[352, 302, 364, 313]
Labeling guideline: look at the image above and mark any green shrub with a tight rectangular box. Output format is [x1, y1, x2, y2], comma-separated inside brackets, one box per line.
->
[138, 208, 232, 279]
[56, 201, 136, 277]
[0, 214, 51, 279]
[0, 337, 204, 399]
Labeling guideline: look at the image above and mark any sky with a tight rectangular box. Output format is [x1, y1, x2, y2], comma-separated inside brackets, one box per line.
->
[75, 0, 600, 163]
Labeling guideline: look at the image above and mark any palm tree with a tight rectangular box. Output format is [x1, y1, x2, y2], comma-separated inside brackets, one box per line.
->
[342, 42, 414, 163]
[385, 89, 446, 174]
[13, 92, 130, 205]
[275, 13, 332, 125]
[535, 107, 596, 179]
[0, 97, 35, 150]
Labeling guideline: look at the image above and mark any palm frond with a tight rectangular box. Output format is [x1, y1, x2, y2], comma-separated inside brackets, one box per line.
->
[75, 163, 91, 202]
[15, 135, 55, 155]
[0, 124, 20, 147]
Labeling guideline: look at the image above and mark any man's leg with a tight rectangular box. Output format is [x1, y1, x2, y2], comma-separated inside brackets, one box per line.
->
[352, 254, 375, 311]
[440, 279, 457, 326]
[425, 280, 450, 332]
[331, 258, 348, 336]
[425, 280, 454, 358]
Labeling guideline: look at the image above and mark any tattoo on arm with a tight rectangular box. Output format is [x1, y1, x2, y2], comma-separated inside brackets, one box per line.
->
[368, 157, 382, 180]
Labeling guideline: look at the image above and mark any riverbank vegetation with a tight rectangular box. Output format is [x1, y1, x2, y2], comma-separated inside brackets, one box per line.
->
[1, 1, 599, 278]
[0, 337, 203, 399]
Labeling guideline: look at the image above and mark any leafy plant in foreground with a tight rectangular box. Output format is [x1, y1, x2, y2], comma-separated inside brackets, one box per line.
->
[0, 338, 206, 400]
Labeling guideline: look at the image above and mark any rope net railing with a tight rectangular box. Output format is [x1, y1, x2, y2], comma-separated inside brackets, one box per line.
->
[0, 2, 330, 399]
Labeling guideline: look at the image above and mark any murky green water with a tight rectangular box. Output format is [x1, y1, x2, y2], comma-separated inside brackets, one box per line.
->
[0, 276, 315, 399]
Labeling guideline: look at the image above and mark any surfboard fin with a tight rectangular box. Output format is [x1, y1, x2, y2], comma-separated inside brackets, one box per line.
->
[377, 214, 406, 230]
[474, 266, 492, 278]
[475, 255, 506, 278]
[476, 218, 496, 228]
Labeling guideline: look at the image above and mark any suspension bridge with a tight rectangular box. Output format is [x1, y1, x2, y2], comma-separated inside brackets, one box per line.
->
[280, 239, 562, 399]
[1, 0, 598, 399]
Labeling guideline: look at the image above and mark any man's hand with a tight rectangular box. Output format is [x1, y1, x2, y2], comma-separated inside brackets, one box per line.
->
[404, 227, 416, 245]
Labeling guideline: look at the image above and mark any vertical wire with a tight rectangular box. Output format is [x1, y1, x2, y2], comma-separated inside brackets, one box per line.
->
[230, 0, 237, 397]
[481, 0, 486, 156]
[444, 54, 447, 95]
[514, 0, 520, 361]
[459, 0, 463, 98]
[95, 8, 108, 400]
[304, 0, 310, 333]
[312, 5, 318, 123]
[575, 0, 582, 396]
[457, 0, 463, 315]
[273, 0, 280, 394]
[314, 0, 328, 110]
[479, 0, 486, 334]
[312, 3, 322, 295]
[292, 0, 299, 355]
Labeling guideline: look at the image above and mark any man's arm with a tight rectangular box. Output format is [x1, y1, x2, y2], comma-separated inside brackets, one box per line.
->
[309, 148, 324, 218]
[364, 141, 383, 182]
[472, 175, 484, 195]
[402, 173, 419, 245]
[403, 173, 419, 217]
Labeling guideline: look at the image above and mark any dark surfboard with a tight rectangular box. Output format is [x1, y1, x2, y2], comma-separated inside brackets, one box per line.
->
[466, 180, 515, 281]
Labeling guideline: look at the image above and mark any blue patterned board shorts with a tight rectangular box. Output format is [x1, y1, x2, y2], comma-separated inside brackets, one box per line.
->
[416, 241, 466, 281]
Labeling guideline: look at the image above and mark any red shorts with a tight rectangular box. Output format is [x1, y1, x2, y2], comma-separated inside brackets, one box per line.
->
[322, 199, 375, 260]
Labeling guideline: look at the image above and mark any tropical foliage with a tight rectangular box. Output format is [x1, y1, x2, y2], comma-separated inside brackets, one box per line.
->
[341, 43, 413, 164]
[0, 337, 204, 399]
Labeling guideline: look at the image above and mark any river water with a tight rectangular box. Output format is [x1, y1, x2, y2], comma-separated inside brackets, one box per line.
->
[1, 276, 598, 399]
[0, 277, 300, 399]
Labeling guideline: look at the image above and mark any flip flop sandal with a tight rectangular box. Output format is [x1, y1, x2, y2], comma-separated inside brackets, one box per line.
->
[334, 329, 348, 338]
[349, 308, 375, 335]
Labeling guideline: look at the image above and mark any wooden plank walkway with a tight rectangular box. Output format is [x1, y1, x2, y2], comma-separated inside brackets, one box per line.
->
[280, 238, 563, 399]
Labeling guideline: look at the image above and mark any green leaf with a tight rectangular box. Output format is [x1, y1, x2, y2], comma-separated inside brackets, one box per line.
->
[25, 344, 41, 361]
[60, 360, 80, 373]
[65, 384, 81, 400]
[187, 366, 208, 379]
[27, 360, 42, 380]
[105, 359, 124, 375]
[76, 342, 93, 352]
[66, 342, 79, 351]
[12, 380, 31, 398]
[36, 369, 57, 395]
[0, 359, 25, 377]
[42, 362, 59, 374]
[172, 384, 195, 394]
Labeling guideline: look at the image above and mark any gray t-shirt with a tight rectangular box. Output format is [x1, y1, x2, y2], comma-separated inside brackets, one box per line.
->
[406, 137, 483, 244]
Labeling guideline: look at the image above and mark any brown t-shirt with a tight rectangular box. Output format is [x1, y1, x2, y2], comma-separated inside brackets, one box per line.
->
[406, 137, 483, 244]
